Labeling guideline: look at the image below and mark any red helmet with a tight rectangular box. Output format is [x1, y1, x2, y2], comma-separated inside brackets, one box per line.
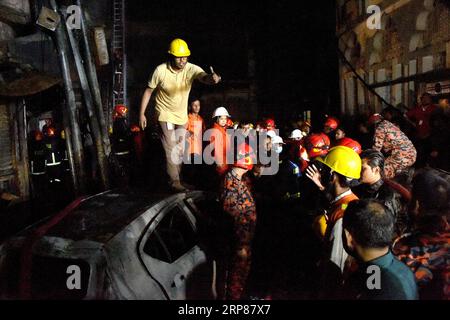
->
[324, 116, 339, 130]
[226, 118, 234, 128]
[32, 130, 44, 141]
[304, 133, 330, 158]
[335, 137, 362, 154]
[265, 118, 276, 130]
[114, 105, 128, 117]
[234, 143, 254, 170]
[43, 126, 57, 138]
[130, 124, 141, 133]
[368, 113, 383, 126]
[320, 132, 331, 146]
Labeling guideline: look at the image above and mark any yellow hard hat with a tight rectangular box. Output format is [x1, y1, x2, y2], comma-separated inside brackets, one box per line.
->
[317, 146, 361, 179]
[168, 38, 191, 57]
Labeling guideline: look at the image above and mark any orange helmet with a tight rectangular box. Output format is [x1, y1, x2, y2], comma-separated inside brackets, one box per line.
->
[304, 133, 330, 158]
[43, 126, 56, 138]
[234, 143, 254, 170]
[324, 116, 339, 130]
[114, 105, 128, 118]
[226, 118, 234, 128]
[335, 137, 362, 154]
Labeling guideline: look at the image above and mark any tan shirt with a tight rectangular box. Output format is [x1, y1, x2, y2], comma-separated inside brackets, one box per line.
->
[148, 62, 207, 125]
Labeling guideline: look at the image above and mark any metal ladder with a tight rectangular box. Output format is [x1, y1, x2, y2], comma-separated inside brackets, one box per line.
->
[112, 0, 127, 109]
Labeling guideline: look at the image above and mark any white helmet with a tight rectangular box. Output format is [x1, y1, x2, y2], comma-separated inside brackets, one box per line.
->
[266, 130, 277, 138]
[289, 129, 303, 139]
[212, 106, 230, 118]
[271, 135, 285, 145]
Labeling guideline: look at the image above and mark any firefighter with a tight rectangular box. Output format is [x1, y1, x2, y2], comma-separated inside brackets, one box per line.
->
[111, 104, 133, 186]
[369, 113, 417, 180]
[304, 133, 330, 161]
[264, 118, 276, 131]
[323, 116, 340, 138]
[183, 97, 205, 188]
[210, 107, 232, 177]
[221, 142, 257, 300]
[289, 129, 304, 141]
[43, 125, 63, 184]
[28, 130, 47, 200]
[334, 137, 362, 155]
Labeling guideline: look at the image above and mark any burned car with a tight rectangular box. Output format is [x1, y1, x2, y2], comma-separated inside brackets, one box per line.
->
[0, 190, 230, 300]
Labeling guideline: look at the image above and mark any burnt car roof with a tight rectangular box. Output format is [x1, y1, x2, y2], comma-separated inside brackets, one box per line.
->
[35, 189, 173, 243]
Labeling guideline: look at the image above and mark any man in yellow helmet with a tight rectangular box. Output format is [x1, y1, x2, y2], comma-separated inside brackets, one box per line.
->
[306, 146, 361, 297]
[139, 38, 221, 192]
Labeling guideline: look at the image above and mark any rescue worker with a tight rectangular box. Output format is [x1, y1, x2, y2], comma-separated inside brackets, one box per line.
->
[111, 104, 133, 186]
[334, 137, 362, 155]
[306, 146, 361, 298]
[323, 116, 339, 137]
[264, 118, 276, 131]
[297, 133, 331, 215]
[210, 106, 232, 177]
[184, 97, 205, 188]
[139, 38, 221, 192]
[369, 113, 417, 179]
[303, 133, 330, 161]
[286, 129, 308, 172]
[289, 129, 304, 141]
[221, 142, 257, 300]
[28, 130, 47, 201]
[42, 125, 63, 184]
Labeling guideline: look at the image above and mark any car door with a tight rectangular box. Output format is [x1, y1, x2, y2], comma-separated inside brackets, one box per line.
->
[138, 199, 214, 300]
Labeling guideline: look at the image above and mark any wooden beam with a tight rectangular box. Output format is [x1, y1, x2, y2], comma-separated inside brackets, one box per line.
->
[0, 4, 30, 25]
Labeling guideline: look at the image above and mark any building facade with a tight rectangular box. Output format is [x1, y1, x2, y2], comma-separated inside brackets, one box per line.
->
[337, 0, 450, 115]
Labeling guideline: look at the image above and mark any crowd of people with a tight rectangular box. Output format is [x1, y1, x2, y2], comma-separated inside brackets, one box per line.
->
[136, 39, 449, 300]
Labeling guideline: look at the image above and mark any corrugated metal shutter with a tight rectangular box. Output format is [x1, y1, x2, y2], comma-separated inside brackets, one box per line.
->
[0, 104, 13, 177]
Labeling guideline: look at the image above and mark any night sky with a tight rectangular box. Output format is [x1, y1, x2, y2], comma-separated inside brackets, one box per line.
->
[126, 1, 339, 123]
